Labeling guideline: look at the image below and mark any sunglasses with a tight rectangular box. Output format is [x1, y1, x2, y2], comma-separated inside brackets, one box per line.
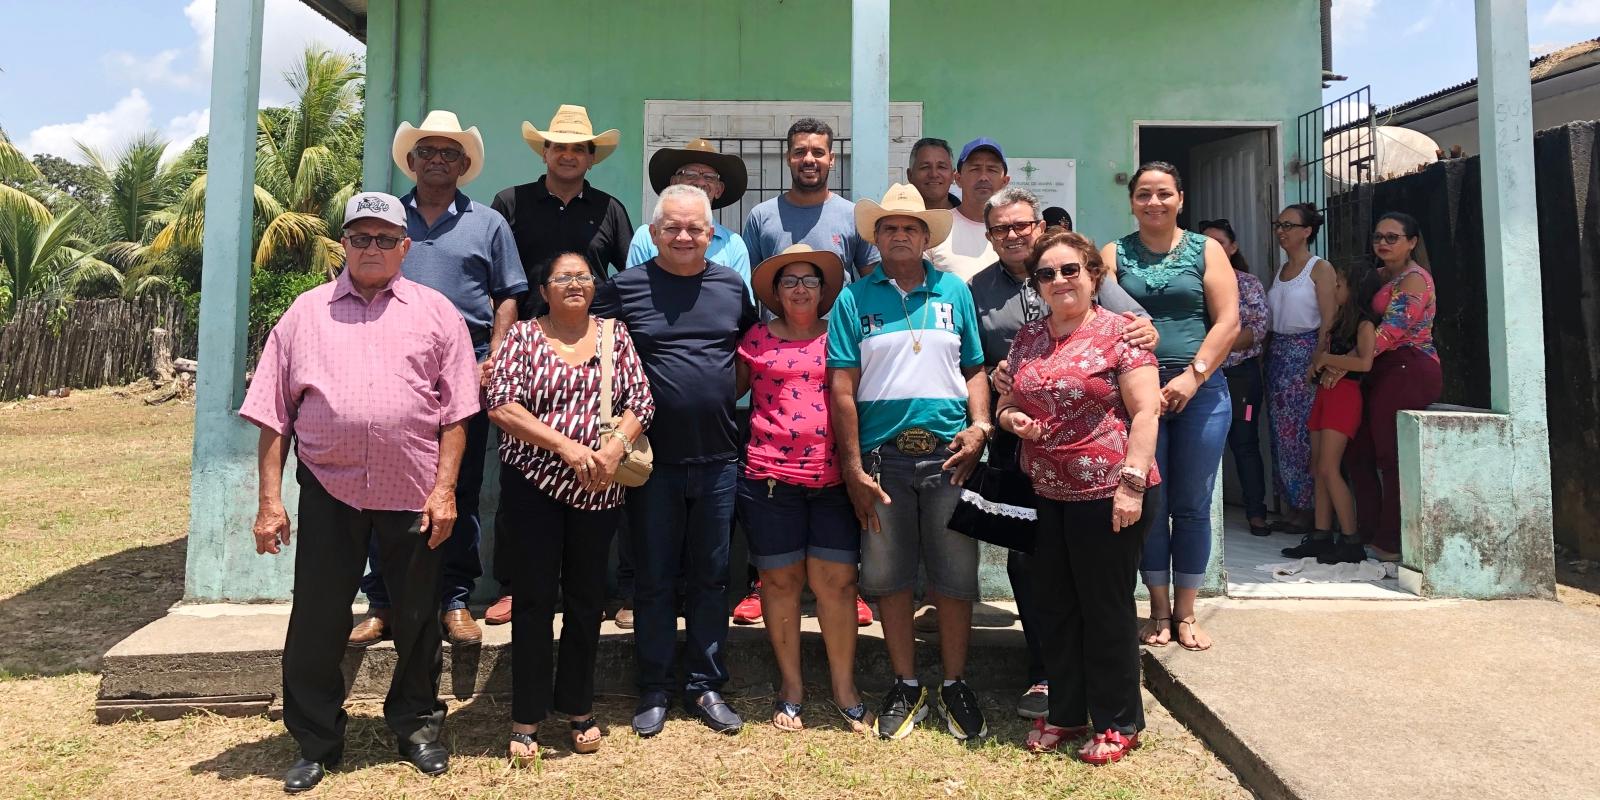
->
[345, 234, 401, 250]
[412, 145, 464, 163]
[1371, 233, 1410, 245]
[987, 220, 1039, 237]
[1033, 263, 1083, 283]
[779, 275, 823, 289]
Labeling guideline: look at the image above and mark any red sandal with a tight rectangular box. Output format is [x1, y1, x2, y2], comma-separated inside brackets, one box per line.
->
[1024, 718, 1089, 753]
[1078, 728, 1139, 765]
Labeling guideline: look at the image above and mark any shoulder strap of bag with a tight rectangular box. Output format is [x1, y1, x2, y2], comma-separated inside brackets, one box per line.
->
[598, 318, 616, 428]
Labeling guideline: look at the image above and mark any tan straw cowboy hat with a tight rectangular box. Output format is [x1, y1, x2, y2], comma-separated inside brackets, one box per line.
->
[648, 139, 748, 209]
[392, 110, 485, 185]
[520, 104, 620, 164]
[752, 244, 845, 318]
[855, 183, 953, 247]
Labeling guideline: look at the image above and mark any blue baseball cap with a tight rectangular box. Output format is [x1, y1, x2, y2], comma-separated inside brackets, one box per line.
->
[957, 137, 1007, 171]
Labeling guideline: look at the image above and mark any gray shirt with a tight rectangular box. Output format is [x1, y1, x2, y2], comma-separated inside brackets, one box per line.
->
[742, 192, 879, 281]
[399, 189, 527, 351]
[968, 260, 1148, 368]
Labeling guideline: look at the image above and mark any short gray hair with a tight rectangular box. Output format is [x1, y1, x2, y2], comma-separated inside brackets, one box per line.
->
[652, 184, 713, 227]
[984, 187, 1042, 225]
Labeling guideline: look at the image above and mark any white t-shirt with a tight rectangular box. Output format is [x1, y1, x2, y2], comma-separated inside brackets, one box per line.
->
[927, 207, 995, 282]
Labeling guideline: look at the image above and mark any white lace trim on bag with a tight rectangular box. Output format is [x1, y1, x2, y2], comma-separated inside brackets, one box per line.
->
[959, 489, 1037, 522]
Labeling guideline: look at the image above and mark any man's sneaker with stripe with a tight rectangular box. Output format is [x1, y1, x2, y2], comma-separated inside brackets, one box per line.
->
[938, 679, 988, 740]
[872, 680, 928, 740]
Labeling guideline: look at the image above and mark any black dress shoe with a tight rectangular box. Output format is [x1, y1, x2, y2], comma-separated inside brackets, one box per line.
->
[397, 740, 449, 776]
[283, 758, 327, 793]
[686, 690, 743, 734]
[633, 690, 669, 737]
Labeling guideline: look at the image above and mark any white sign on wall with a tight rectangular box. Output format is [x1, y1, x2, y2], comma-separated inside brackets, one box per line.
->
[1007, 157, 1077, 221]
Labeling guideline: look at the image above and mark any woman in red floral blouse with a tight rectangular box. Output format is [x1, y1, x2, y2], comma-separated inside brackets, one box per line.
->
[997, 230, 1162, 765]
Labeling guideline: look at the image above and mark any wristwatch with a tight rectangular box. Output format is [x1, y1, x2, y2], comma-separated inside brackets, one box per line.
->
[607, 429, 633, 455]
[1190, 358, 1210, 381]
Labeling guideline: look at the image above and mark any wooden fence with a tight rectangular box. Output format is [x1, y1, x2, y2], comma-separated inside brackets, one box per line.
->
[0, 296, 195, 400]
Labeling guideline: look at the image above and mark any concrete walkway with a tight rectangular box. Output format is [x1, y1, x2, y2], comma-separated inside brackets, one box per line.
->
[1144, 598, 1600, 800]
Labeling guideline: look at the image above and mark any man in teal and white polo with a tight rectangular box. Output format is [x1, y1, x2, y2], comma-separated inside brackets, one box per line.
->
[827, 184, 992, 743]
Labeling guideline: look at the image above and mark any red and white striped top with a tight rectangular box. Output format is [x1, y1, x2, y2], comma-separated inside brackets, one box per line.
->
[487, 316, 655, 510]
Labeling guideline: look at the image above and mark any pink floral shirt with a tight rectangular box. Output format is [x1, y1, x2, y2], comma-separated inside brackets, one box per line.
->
[1372, 264, 1438, 361]
[738, 323, 839, 487]
[240, 271, 480, 511]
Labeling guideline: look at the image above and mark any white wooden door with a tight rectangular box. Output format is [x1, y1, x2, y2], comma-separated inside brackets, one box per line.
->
[1189, 129, 1277, 285]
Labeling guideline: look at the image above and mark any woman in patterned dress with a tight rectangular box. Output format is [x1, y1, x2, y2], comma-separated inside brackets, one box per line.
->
[487, 252, 654, 762]
[999, 229, 1162, 765]
[734, 244, 867, 733]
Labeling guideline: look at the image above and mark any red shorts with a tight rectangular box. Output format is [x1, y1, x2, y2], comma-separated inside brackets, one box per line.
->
[1309, 378, 1363, 438]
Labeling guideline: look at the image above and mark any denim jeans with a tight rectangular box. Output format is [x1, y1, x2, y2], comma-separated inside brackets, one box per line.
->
[627, 460, 738, 695]
[361, 406, 488, 611]
[1141, 371, 1231, 590]
[1223, 357, 1268, 521]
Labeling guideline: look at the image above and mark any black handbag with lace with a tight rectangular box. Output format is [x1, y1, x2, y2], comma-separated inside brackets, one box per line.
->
[947, 435, 1037, 553]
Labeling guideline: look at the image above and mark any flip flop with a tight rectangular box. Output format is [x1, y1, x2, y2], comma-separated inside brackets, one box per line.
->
[772, 698, 804, 732]
[1174, 617, 1211, 652]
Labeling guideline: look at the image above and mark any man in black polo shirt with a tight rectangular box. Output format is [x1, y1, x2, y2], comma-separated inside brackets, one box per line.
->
[491, 104, 632, 319]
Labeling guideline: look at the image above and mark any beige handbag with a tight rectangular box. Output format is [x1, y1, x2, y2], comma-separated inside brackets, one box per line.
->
[597, 318, 653, 487]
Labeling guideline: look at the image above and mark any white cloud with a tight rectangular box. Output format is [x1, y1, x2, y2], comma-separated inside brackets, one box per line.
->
[1531, 40, 1565, 56]
[165, 108, 211, 157]
[1333, 0, 1380, 38]
[1543, 0, 1600, 27]
[1404, 15, 1435, 36]
[21, 90, 156, 160]
[103, 48, 201, 91]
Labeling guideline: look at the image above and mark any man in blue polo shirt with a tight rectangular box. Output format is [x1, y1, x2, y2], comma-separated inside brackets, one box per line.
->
[349, 110, 527, 649]
[626, 139, 751, 285]
[827, 184, 992, 743]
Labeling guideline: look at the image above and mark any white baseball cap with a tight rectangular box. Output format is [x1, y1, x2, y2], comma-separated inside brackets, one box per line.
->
[342, 191, 407, 230]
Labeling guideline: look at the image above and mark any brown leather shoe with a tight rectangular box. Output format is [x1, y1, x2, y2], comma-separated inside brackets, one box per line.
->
[484, 594, 513, 625]
[349, 609, 389, 648]
[443, 608, 482, 645]
[613, 602, 634, 629]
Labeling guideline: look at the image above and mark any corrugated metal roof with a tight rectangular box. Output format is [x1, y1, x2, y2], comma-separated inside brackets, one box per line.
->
[1377, 36, 1600, 119]
[300, 0, 368, 42]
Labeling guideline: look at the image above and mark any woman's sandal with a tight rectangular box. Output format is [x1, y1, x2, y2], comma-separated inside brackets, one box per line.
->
[1024, 719, 1090, 754]
[772, 699, 804, 732]
[1174, 617, 1212, 652]
[569, 717, 601, 754]
[1141, 617, 1172, 647]
[1078, 729, 1139, 765]
[507, 730, 538, 766]
[834, 700, 872, 735]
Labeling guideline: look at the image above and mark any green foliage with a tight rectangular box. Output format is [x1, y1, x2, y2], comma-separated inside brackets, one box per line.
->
[249, 268, 327, 344]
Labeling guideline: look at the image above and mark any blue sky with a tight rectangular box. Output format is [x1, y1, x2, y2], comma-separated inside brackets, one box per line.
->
[1, 1, 1596, 162]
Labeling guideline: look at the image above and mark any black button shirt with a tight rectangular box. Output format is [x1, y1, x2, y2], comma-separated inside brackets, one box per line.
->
[490, 176, 633, 318]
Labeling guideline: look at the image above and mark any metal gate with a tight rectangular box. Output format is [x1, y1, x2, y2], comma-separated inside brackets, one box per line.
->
[1295, 85, 1375, 272]
[701, 137, 853, 231]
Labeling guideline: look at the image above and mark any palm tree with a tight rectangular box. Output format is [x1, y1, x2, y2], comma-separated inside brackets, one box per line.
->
[0, 129, 47, 218]
[151, 46, 362, 277]
[0, 195, 122, 321]
[76, 133, 184, 272]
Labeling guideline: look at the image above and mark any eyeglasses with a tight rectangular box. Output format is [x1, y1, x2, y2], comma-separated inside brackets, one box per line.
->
[779, 275, 822, 289]
[986, 220, 1039, 238]
[1270, 221, 1310, 231]
[1033, 263, 1082, 283]
[1198, 218, 1231, 229]
[345, 234, 401, 250]
[412, 146, 464, 162]
[673, 169, 721, 183]
[659, 225, 709, 239]
[1371, 232, 1410, 245]
[547, 273, 596, 286]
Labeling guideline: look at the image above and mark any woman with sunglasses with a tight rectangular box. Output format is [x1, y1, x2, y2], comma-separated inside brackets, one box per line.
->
[1105, 162, 1239, 652]
[999, 229, 1161, 764]
[734, 244, 867, 733]
[488, 251, 655, 762]
[1341, 212, 1440, 561]
[1198, 219, 1271, 536]
[1265, 203, 1337, 539]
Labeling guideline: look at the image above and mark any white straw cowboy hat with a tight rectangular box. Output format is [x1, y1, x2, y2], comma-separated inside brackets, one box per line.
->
[855, 183, 953, 247]
[648, 139, 748, 209]
[392, 110, 485, 185]
[752, 244, 845, 318]
[521, 104, 620, 164]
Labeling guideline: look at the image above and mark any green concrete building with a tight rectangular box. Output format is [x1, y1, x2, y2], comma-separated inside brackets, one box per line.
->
[184, 0, 1553, 603]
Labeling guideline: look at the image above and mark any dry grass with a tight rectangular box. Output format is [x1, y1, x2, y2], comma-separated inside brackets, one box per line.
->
[0, 390, 1262, 799]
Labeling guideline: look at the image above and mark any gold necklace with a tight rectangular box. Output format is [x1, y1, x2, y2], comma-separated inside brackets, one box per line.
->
[899, 290, 932, 354]
[540, 318, 583, 353]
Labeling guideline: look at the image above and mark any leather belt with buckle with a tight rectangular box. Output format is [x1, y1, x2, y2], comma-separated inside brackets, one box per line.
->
[893, 427, 939, 456]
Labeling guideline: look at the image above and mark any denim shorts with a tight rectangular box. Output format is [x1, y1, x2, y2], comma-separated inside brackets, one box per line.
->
[735, 476, 861, 570]
[857, 442, 979, 601]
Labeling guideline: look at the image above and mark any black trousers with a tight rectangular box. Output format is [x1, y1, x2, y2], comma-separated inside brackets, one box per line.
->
[1030, 495, 1150, 736]
[282, 465, 445, 762]
[502, 470, 620, 724]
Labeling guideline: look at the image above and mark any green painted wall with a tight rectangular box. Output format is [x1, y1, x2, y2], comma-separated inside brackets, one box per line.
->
[367, 0, 1321, 241]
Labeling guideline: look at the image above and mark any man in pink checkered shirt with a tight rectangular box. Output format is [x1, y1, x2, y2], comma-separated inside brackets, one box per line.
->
[240, 191, 479, 792]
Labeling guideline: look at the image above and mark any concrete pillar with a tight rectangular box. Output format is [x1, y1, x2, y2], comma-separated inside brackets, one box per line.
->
[1395, 0, 1554, 598]
[362, 0, 399, 194]
[850, 0, 889, 203]
[184, 0, 293, 601]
